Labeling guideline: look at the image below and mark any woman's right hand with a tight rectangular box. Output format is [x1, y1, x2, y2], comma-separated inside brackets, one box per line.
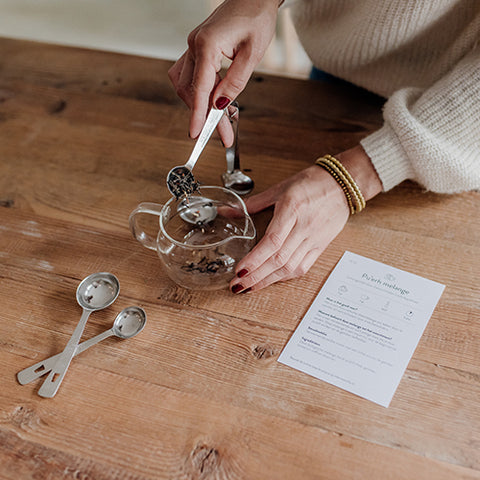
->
[168, 0, 280, 147]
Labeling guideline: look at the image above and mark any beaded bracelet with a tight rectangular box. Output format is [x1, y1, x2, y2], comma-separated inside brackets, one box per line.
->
[315, 155, 366, 214]
[323, 154, 366, 210]
[319, 158, 365, 212]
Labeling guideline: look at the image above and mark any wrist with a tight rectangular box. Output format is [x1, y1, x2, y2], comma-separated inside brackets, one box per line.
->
[334, 145, 383, 201]
[307, 164, 352, 217]
[315, 155, 365, 214]
[314, 146, 383, 215]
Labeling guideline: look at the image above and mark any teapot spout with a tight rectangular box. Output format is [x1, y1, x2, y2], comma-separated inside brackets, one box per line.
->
[243, 213, 256, 242]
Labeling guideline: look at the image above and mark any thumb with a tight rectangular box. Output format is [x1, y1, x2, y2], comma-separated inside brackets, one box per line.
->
[213, 50, 256, 109]
[244, 186, 279, 214]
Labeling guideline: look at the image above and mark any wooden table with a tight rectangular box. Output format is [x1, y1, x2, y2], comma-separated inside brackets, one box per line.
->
[1, 37, 479, 480]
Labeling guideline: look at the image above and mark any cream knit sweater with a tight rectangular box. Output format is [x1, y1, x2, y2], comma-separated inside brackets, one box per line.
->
[288, 0, 480, 193]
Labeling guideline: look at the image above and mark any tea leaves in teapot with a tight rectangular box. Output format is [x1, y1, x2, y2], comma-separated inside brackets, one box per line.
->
[181, 250, 235, 275]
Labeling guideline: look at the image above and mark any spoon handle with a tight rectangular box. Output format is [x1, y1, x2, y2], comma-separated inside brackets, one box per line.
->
[225, 103, 240, 173]
[38, 308, 92, 397]
[17, 329, 114, 385]
[184, 107, 225, 171]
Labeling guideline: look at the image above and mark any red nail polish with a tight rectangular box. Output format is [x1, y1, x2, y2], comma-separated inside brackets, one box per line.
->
[241, 287, 252, 294]
[215, 96, 230, 109]
[237, 269, 248, 278]
[231, 284, 244, 294]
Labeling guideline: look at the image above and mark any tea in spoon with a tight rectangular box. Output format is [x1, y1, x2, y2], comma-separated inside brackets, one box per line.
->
[37, 272, 120, 397]
[166, 107, 225, 198]
[17, 306, 146, 385]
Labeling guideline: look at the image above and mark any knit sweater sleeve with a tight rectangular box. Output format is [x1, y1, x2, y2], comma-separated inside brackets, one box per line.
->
[360, 46, 480, 194]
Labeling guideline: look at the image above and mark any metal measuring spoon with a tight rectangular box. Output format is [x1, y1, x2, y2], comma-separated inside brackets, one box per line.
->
[167, 107, 225, 198]
[17, 306, 146, 385]
[37, 272, 120, 398]
[178, 195, 218, 225]
[222, 103, 254, 195]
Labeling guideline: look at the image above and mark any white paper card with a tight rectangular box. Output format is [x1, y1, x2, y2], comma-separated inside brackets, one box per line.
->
[278, 251, 445, 407]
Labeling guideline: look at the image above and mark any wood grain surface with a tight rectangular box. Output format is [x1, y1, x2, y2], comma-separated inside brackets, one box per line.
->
[0, 37, 479, 480]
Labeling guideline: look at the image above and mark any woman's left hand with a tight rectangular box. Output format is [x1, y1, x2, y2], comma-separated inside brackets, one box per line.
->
[229, 146, 383, 293]
[229, 165, 350, 293]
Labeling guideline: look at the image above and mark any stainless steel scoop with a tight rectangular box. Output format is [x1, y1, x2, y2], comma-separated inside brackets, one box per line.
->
[17, 306, 146, 385]
[222, 102, 254, 195]
[37, 272, 120, 397]
[178, 195, 218, 225]
[167, 107, 225, 198]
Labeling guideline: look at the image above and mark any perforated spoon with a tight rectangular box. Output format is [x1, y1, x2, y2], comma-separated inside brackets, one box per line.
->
[166, 107, 225, 198]
[17, 306, 146, 385]
[37, 272, 120, 398]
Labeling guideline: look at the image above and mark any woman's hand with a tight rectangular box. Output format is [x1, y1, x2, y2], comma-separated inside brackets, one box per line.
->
[229, 146, 383, 293]
[168, 0, 279, 147]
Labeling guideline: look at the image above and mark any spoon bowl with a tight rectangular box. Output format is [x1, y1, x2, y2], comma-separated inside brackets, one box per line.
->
[178, 195, 218, 225]
[166, 165, 200, 199]
[221, 102, 254, 195]
[221, 170, 254, 195]
[166, 107, 225, 198]
[76, 272, 120, 310]
[112, 306, 147, 339]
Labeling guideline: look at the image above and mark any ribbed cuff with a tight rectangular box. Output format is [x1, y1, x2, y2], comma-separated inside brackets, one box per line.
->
[360, 123, 416, 192]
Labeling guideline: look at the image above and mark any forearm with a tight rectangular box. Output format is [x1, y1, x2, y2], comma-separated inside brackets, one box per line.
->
[361, 46, 480, 194]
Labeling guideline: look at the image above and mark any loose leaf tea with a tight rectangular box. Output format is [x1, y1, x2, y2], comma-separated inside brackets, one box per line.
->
[167, 166, 200, 199]
[181, 252, 235, 275]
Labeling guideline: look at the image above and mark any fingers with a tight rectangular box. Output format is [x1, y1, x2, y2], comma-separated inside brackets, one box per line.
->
[238, 236, 309, 290]
[229, 166, 352, 293]
[244, 183, 283, 214]
[169, 18, 267, 140]
[216, 115, 234, 148]
[170, 52, 234, 146]
[170, 50, 197, 113]
[212, 48, 257, 110]
[230, 244, 323, 293]
[257, 248, 322, 290]
[169, 0, 280, 147]
[167, 52, 187, 100]
[243, 198, 299, 271]
[229, 202, 307, 293]
[168, 47, 219, 139]
[188, 45, 257, 140]
[190, 45, 222, 138]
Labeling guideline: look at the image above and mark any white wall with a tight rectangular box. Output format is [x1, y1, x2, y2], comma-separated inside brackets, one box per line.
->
[0, 0, 310, 77]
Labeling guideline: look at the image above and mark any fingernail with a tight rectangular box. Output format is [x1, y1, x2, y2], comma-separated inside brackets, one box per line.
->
[231, 284, 244, 294]
[215, 96, 230, 110]
[237, 269, 248, 278]
[241, 287, 252, 294]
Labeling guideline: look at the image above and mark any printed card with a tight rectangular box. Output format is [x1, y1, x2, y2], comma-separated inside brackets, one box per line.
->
[278, 251, 445, 407]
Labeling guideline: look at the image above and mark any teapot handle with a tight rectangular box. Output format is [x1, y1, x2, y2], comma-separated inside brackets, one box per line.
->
[128, 202, 163, 251]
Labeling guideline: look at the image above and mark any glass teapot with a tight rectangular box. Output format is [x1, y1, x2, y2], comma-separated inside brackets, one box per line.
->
[129, 186, 256, 290]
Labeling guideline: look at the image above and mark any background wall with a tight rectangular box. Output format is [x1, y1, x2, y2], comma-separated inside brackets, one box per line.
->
[0, 0, 310, 78]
